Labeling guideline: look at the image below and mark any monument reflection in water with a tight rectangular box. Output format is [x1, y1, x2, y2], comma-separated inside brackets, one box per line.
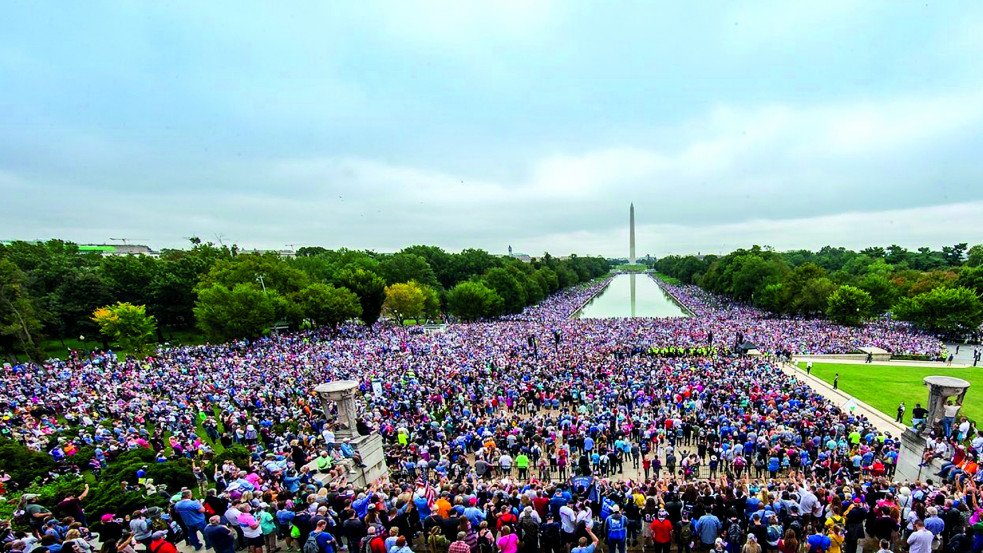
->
[575, 273, 689, 319]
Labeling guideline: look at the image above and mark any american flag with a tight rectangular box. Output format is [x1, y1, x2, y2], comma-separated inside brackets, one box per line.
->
[416, 476, 436, 510]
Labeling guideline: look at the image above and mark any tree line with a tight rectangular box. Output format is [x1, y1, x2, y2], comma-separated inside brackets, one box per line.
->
[654, 244, 983, 335]
[0, 240, 609, 362]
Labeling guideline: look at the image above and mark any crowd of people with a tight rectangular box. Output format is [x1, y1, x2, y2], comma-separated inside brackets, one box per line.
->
[2, 276, 976, 553]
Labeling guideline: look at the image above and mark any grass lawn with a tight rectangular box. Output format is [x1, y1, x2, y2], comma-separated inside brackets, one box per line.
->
[653, 272, 681, 284]
[796, 362, 983, 423]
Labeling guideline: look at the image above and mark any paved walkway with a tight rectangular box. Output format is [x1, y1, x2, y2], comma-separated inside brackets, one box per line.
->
[778, 361, 907, 436]
[945, 342, 981, 366]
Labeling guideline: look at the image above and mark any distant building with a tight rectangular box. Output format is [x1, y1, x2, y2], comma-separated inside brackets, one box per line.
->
[241, 248, 296, 259]
[78, 244, 159, 257]
[507, 250, 532, 263]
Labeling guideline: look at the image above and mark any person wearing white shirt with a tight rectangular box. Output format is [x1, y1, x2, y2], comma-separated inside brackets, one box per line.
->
[576, 505, 594, 530]
[957, 418, 971, 441]
[907, 520, 933, 553]
[560, 504, 578, 544]
[942, 401, 961, 438]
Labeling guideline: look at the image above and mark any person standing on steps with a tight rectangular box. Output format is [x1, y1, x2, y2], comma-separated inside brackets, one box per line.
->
[832, 374, 839, 390]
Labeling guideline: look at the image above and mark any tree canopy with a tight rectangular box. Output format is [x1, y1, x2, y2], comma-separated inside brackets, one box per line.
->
[654, 242, 983, 335]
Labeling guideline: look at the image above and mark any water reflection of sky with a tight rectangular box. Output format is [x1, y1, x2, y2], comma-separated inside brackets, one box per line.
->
[575, 274, 689, 319]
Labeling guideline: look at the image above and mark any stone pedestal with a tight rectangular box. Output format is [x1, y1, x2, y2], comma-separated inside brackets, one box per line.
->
[919, 376, 970, 437]
[349, 433, 387, 487]
[894, 376, 970, 483]
[312, 380, 388, 488]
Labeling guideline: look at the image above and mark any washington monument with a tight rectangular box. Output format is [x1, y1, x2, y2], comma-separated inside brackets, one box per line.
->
[629, 202, 636, 265]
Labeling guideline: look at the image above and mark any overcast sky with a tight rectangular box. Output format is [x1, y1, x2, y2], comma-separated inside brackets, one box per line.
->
[2, 1, 982, 257]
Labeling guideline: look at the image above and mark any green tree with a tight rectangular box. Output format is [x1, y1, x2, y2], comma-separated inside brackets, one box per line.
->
[533, 267, 560, 295]
[857, 273, 899, 313]
[91, 302, 158, 357]
[401, 245, 454, 288]
[148, 255, 209, 328]
[419, 283, 442, 321]
[955, 266, 983, 296]
[296, 246, 328, 257]
[196, 253, 309, 296]
[483, 268, 526, 314]
[383, 282, 425, 324]
[446, 281, 503, 321]
[334, 268, 386, 327]
[826, 285, 874, 326]
[893, 286, 983, 335]
[753, 283, 788, 314]
[194, 283, 276, 341]
[99, 255, 158, 306]
[0, 259, 45, 362]
[941, 243, 968, 266]
[554, 265, 579, 289]
[967, 244, 983, 267]
[449, 249, 501, 284]
[794, 277, 837, 314]
[53, 269, 112, 342]
[378, 253, 439, 287]
[294, 283, 362, 329]
[885, 244, 910, 265]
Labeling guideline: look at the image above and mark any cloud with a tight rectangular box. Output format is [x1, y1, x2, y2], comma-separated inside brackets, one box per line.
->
[523, 201, 983, 258]
[2, 1, 983, 257]
[4, 83, 983, 256]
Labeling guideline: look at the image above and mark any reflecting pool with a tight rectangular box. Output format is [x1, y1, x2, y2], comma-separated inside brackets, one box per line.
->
[575, 273, 690, 319]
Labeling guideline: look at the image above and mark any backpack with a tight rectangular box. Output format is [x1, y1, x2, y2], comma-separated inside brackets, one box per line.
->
[304, 533, 322, 553]
[476, 531, 495, 553]
[767, 524, 782, 545]
[727, 521, 744, 547]
[789, 518, 803, 539]
[778, 503, 789, 524]
[520, 517, 539, 543]
[679, 521, 694, 546]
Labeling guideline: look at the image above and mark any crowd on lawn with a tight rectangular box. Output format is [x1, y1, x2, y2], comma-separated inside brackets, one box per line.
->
[2, 277, 976, 553]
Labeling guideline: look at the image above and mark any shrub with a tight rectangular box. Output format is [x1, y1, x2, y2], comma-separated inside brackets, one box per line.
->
[0, 439, 55, 490]
[85, 483, 167, 520]
[146, 459, 196, 491]
[205, 444, 250, 475]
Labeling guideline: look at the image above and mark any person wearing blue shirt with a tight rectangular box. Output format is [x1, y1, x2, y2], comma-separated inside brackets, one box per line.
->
[695, 513, 722, 548]
[413, 493, 431, 521]
[352, 484, 377, 519]
[924, 507, 945, 536]
[767, 456, 780, 477]
[175, 490, 211, 551]
[309, 520, 337, 553]
[807, 531, 831, 552]
[283, 471, 301, 494]
[604, 507, 628, 553]
[464, 501, 486, 528]
[549, 491, 568, 518]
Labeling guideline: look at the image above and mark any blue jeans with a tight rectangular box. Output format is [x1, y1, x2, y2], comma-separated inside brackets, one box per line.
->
[608, 539, 626, 553]
[942, 416, 955, 437]
[185, 521, 210, 550]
